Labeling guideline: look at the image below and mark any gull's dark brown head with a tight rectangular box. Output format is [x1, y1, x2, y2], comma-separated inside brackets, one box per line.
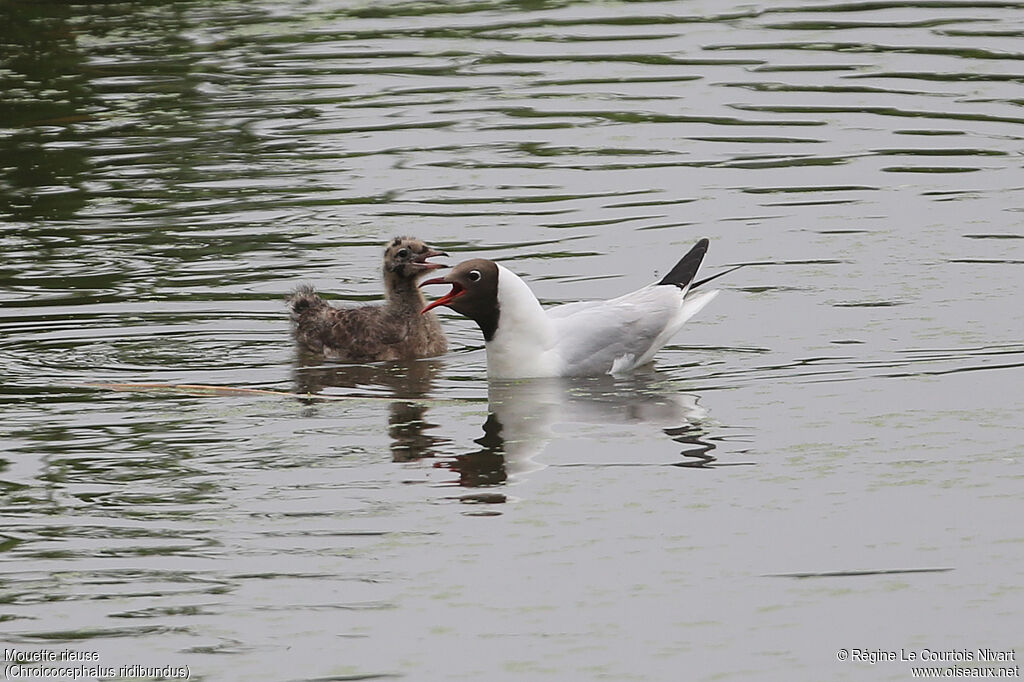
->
[419, 258, 501, 340]
[383, 236, 447, 282]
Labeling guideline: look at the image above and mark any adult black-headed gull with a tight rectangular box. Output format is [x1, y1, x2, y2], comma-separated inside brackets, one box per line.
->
[288, 236, 448, 362]
[421, 238, 725, 378]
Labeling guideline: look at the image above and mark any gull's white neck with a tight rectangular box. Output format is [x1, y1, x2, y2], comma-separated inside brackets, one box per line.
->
[487, 264, 559, 378]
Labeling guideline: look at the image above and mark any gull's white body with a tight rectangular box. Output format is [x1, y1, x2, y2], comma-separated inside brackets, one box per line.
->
[486, 264, 718, 379]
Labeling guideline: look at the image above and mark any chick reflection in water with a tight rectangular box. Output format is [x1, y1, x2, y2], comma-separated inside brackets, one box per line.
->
[292, 357, 447, 462]
[445, 371, 717, 487]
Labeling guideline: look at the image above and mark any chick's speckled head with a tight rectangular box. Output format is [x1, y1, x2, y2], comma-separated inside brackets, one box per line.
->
[383, 236, 447, 281]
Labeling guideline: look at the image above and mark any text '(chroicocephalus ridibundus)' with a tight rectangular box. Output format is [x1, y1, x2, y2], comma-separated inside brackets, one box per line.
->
[420, 238, 727, 379]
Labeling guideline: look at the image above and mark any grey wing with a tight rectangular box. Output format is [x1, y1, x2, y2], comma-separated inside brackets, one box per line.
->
[545, 300, 603, 320]
[548, 286, 684, 376]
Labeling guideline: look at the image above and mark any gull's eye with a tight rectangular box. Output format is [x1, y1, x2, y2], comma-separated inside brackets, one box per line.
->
[397, 248, 409, 259]
[468, 270, 482, 282]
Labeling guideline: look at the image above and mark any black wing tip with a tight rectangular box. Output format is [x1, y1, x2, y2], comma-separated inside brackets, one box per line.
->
[690, 264, 744, 291]
[658, 238, 710, 288]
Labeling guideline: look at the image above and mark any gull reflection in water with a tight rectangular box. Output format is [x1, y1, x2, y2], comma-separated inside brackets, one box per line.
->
[443, 370, 723, 488]
[292, 356, 450, 462]
[292, 358, 731, 487]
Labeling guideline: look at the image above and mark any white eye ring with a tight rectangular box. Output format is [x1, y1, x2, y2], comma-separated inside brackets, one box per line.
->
[468, 270, 482, 282]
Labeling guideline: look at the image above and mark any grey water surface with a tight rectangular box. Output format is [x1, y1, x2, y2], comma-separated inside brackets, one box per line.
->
[2, 1, 1022, 680]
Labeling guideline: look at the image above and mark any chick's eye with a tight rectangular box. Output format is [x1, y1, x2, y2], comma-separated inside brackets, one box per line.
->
[397, 248, 409, 258]
[468, 270, 482, 282]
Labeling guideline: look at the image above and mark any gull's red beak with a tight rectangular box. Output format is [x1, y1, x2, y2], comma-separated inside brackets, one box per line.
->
[420, 278, 465, 314]
[413, 248, 448, 271]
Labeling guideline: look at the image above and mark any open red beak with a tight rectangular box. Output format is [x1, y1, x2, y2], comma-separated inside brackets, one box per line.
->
[413, 248, 448, 271]
[420, 279, 465, 314]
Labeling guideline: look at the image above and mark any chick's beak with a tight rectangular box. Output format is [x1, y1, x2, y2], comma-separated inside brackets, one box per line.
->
[413, 248, 449, 271]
